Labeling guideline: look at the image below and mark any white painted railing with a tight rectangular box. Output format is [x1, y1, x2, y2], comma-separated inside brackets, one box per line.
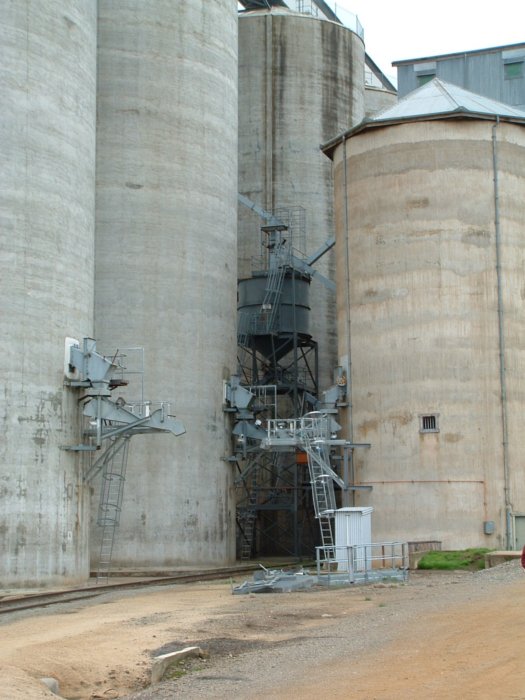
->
[316, 541, 409, 584]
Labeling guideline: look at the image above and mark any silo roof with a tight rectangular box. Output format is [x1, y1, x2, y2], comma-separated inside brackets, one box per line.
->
[371, 78, 525, 121]
[322, 78, 525, 157]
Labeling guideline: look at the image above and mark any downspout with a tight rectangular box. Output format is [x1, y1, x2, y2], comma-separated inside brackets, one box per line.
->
[342, 137, 353, 444]
[342, 137, 355, 506]
[264, 14, 274, 214]
[492, 117, 512, 549]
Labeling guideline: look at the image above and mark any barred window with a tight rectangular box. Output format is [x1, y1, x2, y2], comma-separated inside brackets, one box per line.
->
[420, 414, 439, 433]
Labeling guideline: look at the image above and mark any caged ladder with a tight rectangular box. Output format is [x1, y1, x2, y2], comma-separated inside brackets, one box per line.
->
[96, 436, 131, 583]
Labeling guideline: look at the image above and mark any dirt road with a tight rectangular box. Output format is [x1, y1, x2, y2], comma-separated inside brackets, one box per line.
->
[0, 563, 524, 699]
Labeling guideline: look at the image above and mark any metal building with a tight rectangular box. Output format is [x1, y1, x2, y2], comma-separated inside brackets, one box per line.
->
[94, 1, 238, 569]
[238, 2, 365, 391]
[394, 42, 525, 109]
[323, 79, 525, 551]
[0, 1, 97, 586]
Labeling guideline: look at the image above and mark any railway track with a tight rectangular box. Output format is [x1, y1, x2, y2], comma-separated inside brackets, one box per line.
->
[0, 562, 305, 616]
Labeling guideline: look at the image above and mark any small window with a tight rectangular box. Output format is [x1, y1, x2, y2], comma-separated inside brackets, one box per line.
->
[420, 414, 439, 433]
[504, 61, 523, 80]
[416, 73, 436, 87]
[417, 73, 435, 87]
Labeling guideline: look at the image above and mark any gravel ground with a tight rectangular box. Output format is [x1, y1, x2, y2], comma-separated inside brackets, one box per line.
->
[122, 561, 524, 699]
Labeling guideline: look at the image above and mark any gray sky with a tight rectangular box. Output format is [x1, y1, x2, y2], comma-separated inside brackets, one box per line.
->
[336, 0, 525, 84]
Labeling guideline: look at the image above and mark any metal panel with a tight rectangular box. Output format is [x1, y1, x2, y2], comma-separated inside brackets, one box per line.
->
[334, 507, 373, 571]
[396, 44, 525, 109]
[334, 507, 373, 546]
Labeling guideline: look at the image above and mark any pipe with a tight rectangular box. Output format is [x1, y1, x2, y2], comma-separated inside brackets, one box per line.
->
[492, 117, 513, 549]
[265, 15, 274, 214]
[358, 480, 485, 485]
[292, 270, 299, 416]
[342, 137, 353, 443]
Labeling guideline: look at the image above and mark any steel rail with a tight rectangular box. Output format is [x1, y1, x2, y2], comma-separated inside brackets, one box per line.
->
[0, 562, 304, 616]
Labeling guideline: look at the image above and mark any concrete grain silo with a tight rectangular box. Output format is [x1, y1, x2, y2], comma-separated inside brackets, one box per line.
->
[238, 5, 365, 391]
[364, 54, 397, 118]
[364, 84, 397, 118]
[0, 1, 97, 586]
[324, 79, 525, 550]
[94, 1, 238, 568]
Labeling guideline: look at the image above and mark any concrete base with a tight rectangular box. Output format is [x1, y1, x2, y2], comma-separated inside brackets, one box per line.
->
[485, 551, 522, 568]
[40, 677, 60, 696]
[409, 551, 431, 569]
[151, 647, 207, 684]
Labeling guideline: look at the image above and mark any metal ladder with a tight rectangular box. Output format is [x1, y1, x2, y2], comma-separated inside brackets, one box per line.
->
[235, 456, 259, 560]
[239, 492, 257, 560]
[300, 421, 337, 557]
[96, 436, 130, 582]
[237, 311, 250, 348]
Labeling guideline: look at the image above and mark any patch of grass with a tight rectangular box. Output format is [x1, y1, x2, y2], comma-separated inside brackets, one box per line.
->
[163, 665, 187, 680]
[417, 548, 491, 571]
[162, 660, 204, 681]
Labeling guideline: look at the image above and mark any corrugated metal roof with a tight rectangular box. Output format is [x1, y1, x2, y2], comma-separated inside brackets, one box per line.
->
[392, 41, 525, 67]
[371, 78, 525, 122]
[322, 78, 525, 158]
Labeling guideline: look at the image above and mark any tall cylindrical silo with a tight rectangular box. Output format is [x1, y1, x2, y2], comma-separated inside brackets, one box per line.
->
[0, 2, 97, 586]
[364, 55, 397, 118]
[364, 85, 397, 117]
[327, 87, 525, 550]
[238, 7, 365, 392]
[94, 1, 238, 568]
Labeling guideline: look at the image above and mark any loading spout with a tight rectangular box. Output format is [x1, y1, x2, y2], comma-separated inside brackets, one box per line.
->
[82, 400, 186, 438]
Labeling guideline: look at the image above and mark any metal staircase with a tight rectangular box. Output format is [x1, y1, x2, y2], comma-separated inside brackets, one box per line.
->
[299, 417, 337, 556]
[95, 436, 130, 582]
[258, 260, 286, 333]
[237, 311, 251, 348]
[262, 412, 346, 558]
[236, 261, 286, 347]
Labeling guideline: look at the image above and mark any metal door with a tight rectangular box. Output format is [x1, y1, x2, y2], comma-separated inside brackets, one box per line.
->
[515, 516, 525, 549]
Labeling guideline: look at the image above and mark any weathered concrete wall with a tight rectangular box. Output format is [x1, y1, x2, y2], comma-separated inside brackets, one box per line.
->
[238, 10, 365, 392]
[0, 1, 96, 586]
[94, 0, 238, 567]
[497, 124, 525, 544]
[332, 119, 525, 549]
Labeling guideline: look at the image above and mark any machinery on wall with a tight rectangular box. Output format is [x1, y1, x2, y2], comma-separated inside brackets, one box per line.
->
[228, 196, 368, 559]
[64, 338, 185, 580]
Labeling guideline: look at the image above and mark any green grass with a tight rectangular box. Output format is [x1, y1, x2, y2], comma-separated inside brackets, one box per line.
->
[163, 665, 187, 680]
[417, 548, 491, 571]
[161, 660, 203, 681]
